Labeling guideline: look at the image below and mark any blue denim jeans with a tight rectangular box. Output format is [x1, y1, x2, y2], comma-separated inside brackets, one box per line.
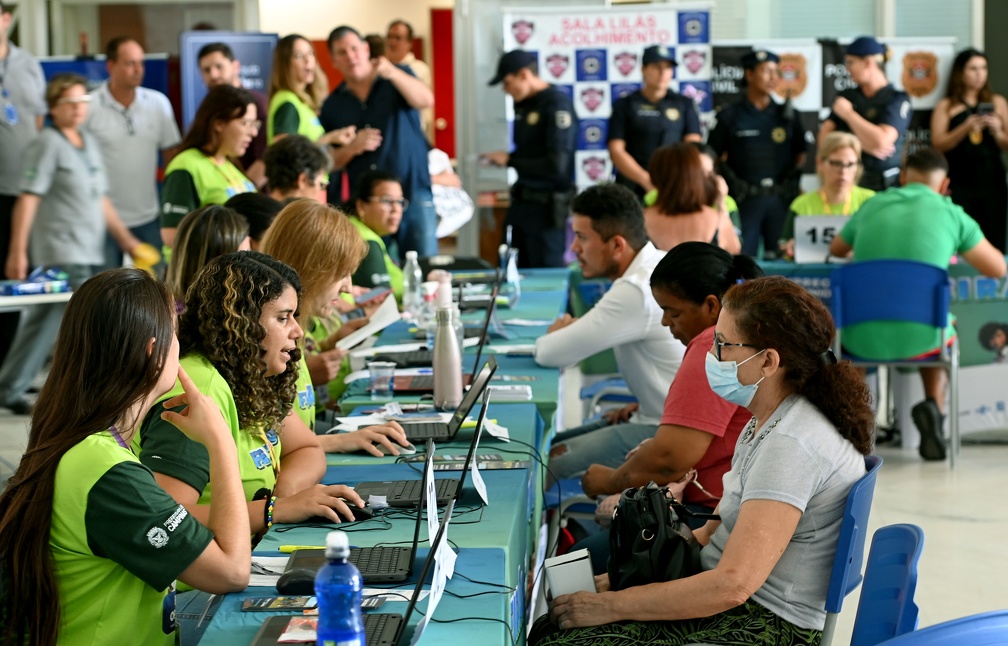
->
[548, 419, 658, 482]
[396, 186, 438, 257]
[175, 589, 223, 645]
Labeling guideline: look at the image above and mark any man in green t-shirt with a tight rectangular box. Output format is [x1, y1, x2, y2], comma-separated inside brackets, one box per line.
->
[831, 148, 1007, 460]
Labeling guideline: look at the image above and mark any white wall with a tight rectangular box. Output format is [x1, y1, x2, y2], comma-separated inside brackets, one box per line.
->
[258, 0, 454, 61]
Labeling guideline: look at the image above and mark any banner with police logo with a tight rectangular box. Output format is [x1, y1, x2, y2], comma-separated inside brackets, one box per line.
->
[502, 3, 712, 190]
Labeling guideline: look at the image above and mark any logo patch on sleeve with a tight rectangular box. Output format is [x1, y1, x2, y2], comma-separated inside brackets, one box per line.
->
[147, 526, 169, 548]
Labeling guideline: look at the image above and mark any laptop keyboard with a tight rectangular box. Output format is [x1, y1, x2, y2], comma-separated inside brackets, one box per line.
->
[376, 349, 431, 368]
[406, 375, 433, 390]
[403, 421, 448, 438]
[365, 613, 395, 642]
[389, 478, 456, 502]
[350, 546, 404, 576]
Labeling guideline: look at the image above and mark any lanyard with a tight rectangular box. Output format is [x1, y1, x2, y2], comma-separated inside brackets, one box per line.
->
[258, 428, 281, 479]
[818, 189, 852, 216]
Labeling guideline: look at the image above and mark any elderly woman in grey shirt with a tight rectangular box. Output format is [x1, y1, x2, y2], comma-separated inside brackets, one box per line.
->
[531, 276, 875, 646]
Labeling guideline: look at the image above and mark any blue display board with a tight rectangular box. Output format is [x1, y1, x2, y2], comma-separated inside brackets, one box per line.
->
[179, 31, 278, 129]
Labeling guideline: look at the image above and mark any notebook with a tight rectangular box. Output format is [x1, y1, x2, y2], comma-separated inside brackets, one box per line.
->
[281, 443, 434, 584]
[386, 356, 497, 442]
[354, 388, 491, 508]
[251, 500, 456, 646]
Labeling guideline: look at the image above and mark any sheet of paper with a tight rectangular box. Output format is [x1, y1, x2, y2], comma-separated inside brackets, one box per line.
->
[435, 539, 457, 580]
[330, 413, 389, 431]
[249, 556, 289, 587]
[502, 318, 552, 326]
[425, 442, 439, 543]
[482, 419, 510, 442]
[350, 340, 426, 358]
[336, 296, 401, 350]
[490, 343, 536, 355]
[470, 427, 490, 505]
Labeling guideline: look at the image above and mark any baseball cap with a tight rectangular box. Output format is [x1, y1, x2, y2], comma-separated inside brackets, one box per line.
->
[741, 49, 780, 70]
[846, 36, 885, 57]
[642, 45, 676, 67]
[489, 50, 537, 86]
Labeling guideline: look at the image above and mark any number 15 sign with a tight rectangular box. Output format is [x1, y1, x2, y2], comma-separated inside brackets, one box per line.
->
[793, 215, 851, 264]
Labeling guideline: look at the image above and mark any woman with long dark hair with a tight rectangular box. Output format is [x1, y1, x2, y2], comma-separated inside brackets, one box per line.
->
[532, 276, 875, 646]
[160, 85, 258, 246]
[0, 268, 250, 645]
[931, 47, 1008, 252]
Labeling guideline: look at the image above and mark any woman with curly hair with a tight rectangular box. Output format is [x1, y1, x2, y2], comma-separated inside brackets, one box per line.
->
[260, 199, 409, 455]
[0, 269, 250, 645]
[532, 276, 875, 646]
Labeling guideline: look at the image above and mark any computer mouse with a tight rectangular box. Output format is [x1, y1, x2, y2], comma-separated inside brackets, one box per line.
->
[302, 503, 374, 524]
[275, 567, 317, 595]
[350, 504, 375, 521]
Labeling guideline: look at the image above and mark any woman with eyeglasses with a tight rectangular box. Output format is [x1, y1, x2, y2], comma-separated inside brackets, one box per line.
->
[262, 134, 333, 202]
[0, 73, 153, 416]
[531, 275, 875, 646]
[267, 34, 354, 148]
[160, 85, 258, 247]
[779, 132, 876, 258]
[350, 170, 408, 301]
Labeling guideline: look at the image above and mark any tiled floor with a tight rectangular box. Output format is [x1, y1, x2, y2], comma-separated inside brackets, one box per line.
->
[2, 379, 1006, 641]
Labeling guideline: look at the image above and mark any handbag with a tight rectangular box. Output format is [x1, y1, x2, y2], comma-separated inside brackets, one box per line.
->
[606, 482, 717, 590]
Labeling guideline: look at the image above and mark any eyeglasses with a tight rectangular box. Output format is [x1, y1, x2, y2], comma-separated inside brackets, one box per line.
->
[293, 50, 316, 62]
[824, 159, 859, 171]
[713, 336, 763, 361]
[56, 95, 92, 105]
[242, 119, 262, 131]
[367, 197, 409, 211]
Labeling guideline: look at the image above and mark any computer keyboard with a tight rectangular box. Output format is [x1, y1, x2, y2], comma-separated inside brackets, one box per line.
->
[389, 478, 456, 502]
[375, 349, 432, 368]
[350, 546, 403, 575]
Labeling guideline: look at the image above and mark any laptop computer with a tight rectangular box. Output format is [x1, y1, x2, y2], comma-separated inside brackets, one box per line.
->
[281, 444, 435, 584]
[386, 355, 497, 442]
[354, 388, 491, 508]
[252, 500, 456, 646]
[377, 270, 503, 377]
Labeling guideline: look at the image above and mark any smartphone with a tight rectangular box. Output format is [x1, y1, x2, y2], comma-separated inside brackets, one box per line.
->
[355, 286, 392, 305]
[978, 102, 995, 115]
[242, 596, 317, 611]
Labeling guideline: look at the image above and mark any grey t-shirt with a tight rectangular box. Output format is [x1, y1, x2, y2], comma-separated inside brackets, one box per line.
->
[0, 45, 47, 195]
[20, 128, 108, 266]
[700, 395, 865, 630]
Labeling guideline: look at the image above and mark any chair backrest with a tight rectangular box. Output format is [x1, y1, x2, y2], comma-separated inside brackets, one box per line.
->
[825, 454, 883, 613]
[831, 260, 949, 330]
[850, 524, 925, 646]
[875, 610, 1008, 645]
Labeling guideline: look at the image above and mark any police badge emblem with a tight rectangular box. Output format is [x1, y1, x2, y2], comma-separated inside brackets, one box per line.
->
[582, 155, 607, 181]
[581, 87, 605, 112]
[666, 108, 680, 121]
[777, 53, 808, 99]
[527, 111, 540, 125]
[547, 53, 569, 79]
[614, 52, 637, 77]
[901, 51, 938, 98]
[771, 127, 786, 143]
[683, 49, 706, 75]
[511, 20, 534, 45]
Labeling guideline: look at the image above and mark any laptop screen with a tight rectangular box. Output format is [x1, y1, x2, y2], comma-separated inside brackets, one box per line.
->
[447, 355, 497, 432]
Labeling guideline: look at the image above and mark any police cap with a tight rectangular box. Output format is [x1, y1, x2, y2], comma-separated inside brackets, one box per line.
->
[489, 50, 537, 86]
[741, 49, 780, 70]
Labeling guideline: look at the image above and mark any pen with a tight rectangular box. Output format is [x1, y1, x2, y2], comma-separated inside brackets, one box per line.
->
[279, 545, 324, 553]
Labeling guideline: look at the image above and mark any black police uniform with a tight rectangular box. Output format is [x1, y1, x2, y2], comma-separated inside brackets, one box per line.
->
[826, 85, 911, 191]
[508, 85, 578, 268]
[608, 90, 701, 199]
[709, 98, 806, 257]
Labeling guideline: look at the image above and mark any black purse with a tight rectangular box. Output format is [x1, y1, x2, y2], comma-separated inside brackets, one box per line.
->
[607, 482, 718, 590]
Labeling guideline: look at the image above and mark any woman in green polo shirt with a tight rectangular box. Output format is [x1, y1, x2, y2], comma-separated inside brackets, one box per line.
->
[160, 85, 258, 247]
[351, 169, 407, 301]
[267, 34, 354, 147]
[0, 268, 251, 645]
[260, 199, 410, 454]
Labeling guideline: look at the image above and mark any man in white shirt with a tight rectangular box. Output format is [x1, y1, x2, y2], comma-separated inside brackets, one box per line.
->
[535, 183, 684, 478]
[85, 36, 180, 271]
[385, 19, 434, 145]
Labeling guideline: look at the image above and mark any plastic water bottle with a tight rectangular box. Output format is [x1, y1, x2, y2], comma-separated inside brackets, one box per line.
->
[433, 291, 463, 410]
[315, 531, 364, 646]
[418, 282, 439, 350]
[401, 250, 423, 319]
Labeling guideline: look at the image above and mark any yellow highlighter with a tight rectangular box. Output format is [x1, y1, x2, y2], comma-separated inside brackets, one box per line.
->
[460, 418, 496, 430]
[278, 545, 324, 553]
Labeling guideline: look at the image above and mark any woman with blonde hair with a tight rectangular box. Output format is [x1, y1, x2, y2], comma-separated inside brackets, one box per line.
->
[260, 200, 409, 455]
[780, 131, 876, 258]
[165, 205, 250, 305]
[267, 34, 353, 147]
[644, 142, 740, 253]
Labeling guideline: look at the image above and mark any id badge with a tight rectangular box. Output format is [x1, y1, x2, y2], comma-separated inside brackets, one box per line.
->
[1, 88, 18, 126]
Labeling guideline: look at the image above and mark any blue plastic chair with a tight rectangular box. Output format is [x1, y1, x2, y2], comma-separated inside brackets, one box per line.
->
[874, 610, 1008, 644]
[850, 524, 925, 646]
[578, 377, 637, 419]
[821, 454, 884, 646]
[831, 260, 959, 468]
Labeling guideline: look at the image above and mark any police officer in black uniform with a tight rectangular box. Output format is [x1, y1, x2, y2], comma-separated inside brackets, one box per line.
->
[483, 50, 577, 268]
[819, 36, 912, 191]
[608, 45, 702, 200]
[708, 49, 807, 258]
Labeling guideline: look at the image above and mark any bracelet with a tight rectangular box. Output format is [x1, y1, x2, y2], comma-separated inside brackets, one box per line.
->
[265, 496, 277, 530]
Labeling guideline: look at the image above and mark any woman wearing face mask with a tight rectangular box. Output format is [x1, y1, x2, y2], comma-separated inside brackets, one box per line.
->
[531, 275, 875, 646]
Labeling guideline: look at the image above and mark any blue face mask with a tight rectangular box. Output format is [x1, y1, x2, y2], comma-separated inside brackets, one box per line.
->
[705, 349, 766, 408]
